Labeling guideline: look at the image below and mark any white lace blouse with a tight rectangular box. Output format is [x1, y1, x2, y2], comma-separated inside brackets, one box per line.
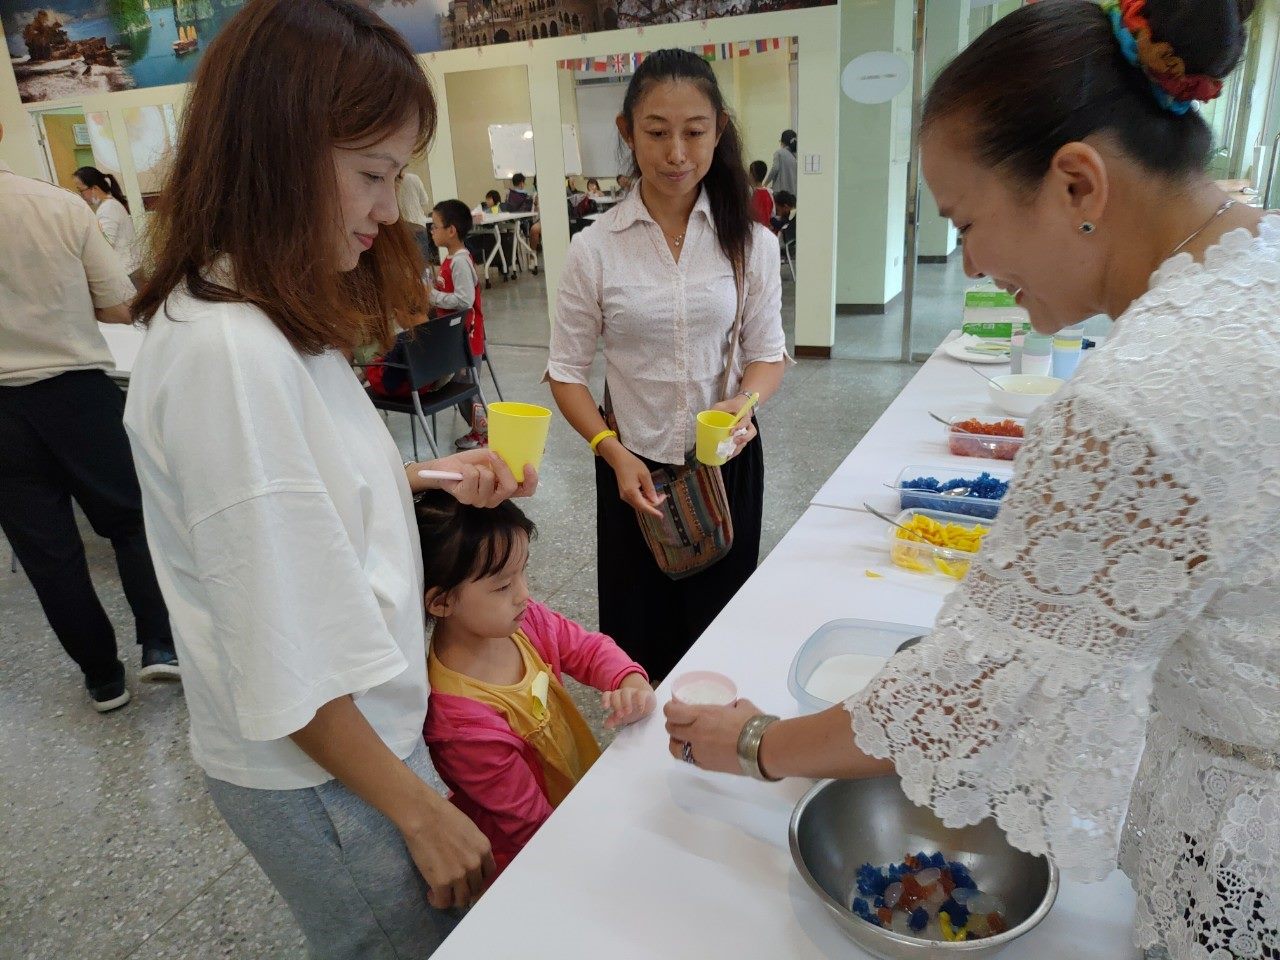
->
[849, 216, 1280, 959]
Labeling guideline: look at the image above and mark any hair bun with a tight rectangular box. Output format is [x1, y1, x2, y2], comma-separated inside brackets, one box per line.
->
[1143, 0, 1251, 82]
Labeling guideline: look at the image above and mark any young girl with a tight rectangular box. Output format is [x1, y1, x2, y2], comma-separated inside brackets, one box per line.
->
[417, 491, 655, 874]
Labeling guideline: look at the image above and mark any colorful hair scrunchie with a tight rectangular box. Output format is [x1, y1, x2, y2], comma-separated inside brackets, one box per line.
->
[1100, 0, 1224, 116]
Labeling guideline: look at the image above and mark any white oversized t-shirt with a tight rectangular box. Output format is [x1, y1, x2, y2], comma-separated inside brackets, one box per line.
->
[124, 289, 427, 789]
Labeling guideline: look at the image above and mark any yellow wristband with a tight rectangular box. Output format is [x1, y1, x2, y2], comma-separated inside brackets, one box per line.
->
[589, 429, 618, 453]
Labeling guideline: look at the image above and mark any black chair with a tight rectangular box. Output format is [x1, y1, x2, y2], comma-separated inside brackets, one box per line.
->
[365, 310, 486, 459]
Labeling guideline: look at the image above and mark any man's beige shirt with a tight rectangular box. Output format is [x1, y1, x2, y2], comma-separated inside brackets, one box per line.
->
[0, 161, 135, 386]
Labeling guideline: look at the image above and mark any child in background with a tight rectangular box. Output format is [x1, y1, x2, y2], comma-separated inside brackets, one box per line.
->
[585, 177, 605, 199]
[771, 190, 797, 245]
[366, 200, 488, 450]
[429, 199, 489, 451]
[418, 492, 655, 875]
[482, 190, 502, 214]
[749, 161, 774, 227]
[502, 173, 534, 213]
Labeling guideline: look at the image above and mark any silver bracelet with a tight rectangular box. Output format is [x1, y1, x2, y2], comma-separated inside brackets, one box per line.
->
[737, 714, 781, 781]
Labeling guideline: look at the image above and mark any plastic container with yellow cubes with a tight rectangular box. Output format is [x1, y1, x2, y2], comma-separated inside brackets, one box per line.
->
[886, 508, 991, 581]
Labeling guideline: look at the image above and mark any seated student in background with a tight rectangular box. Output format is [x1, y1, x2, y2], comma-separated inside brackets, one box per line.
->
[502, 173, 534, 213]
[482, 190, 502, 215]
[419, 493, 655, 876]
[771, 190, 797, 244]
[368, 200, 489, 451]
[748, 161, 774, 227]
[585, 177, 605, 199]
[615, 173, 633, 196]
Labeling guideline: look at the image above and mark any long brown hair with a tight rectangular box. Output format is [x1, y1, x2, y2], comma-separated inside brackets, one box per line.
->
[134, 0, 436, 354]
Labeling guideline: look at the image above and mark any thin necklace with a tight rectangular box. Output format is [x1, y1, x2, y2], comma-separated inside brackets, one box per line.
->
[667, 230, 686, 248]
[1167, 199, 1236, 259]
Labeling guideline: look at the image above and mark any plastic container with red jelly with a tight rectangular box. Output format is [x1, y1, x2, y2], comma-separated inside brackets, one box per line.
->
[943, 413, 1027, 461]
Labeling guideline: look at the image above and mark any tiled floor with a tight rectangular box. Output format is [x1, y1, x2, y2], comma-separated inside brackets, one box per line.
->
[1, 257, 975, 959]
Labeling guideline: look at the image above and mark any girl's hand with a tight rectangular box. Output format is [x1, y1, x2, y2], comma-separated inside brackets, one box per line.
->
[664, 697, 763, 776]
[710, 397, 757, 461]
[600, 442, 665, 518]
[602, 674, 656, 729]
[406, 450, 539, 505]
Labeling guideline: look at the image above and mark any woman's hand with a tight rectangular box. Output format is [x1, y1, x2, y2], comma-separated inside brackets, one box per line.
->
[664, 697, 763, 776]
[406, 450, 538, 506]
[600, 440, 665, 518]
[710, 397, 757, 461]
[400, 795, 497, 910]
[602, 674, 656, 729]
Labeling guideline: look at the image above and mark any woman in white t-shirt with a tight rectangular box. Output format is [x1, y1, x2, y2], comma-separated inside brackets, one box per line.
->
[125, 3, 534, 957]
[73, 166, 141, 283]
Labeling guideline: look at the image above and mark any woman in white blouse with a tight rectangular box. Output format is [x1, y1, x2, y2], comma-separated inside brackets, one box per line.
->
[124, 2, 533, 956]
[73, 166, 141, 283]
[548, 49, 789, 682]
[667, 3, 1277, 958]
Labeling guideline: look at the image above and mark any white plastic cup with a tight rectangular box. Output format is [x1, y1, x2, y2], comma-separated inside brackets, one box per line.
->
[671, 671, 738, 706]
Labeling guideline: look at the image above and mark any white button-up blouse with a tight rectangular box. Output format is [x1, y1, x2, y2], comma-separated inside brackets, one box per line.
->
[547, 184, 788, 465]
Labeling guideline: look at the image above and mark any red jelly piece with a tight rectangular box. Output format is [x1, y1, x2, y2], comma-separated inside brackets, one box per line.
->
[988, 913, 1007, 935]
[940, 872, 956, 896]
[877, 907, 893, 925]
[905, 855, 920, 870]
[899, 876, 924, 909]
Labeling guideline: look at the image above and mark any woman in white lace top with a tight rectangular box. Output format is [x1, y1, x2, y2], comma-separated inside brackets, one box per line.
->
[665, 2, 1278, 957]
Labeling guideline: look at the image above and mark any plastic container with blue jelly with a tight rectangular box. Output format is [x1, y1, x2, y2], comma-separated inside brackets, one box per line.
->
[787, 619, 922, 714]
[893, 463, 1013, 520]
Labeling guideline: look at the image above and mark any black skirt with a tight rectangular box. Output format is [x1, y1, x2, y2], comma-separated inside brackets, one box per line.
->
[594, 430, 764, 684]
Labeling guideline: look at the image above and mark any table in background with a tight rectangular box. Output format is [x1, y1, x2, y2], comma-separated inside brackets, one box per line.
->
[474, 211, 539, 285]
[431, 334, 1139, 960]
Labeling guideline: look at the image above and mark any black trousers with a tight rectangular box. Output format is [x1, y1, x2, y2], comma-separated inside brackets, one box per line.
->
[0, 371, 172, 684]
[595, 432, 764, 684]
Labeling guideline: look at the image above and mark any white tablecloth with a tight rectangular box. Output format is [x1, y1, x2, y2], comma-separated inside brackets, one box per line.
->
[432, 338, 1139, 959]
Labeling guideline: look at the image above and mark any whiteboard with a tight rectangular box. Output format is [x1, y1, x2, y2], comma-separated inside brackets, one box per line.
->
[487, 123, 583, 179]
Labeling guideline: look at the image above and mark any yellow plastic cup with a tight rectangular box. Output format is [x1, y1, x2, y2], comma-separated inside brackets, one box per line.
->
[487, 402, 552, 482]
[695, 409, 737, 466]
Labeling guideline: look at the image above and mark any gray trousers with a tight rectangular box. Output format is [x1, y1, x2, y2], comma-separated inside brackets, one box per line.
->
[205, 742, 459, 960]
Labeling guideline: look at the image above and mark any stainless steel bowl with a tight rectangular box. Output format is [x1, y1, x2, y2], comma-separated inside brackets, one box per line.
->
[790, 778, 1058, 959]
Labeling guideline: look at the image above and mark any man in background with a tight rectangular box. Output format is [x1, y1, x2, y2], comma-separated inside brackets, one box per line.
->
[0, 123, 178, 713]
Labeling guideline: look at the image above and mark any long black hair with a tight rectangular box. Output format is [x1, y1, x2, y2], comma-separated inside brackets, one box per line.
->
[620, 48, 753, 282]
[73, 165, 129, 213]
[780, 129, 797, 155]
[923, 0, 1255, 188]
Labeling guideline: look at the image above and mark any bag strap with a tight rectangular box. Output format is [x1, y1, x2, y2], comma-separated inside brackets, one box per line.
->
[719, 265, 747, 401]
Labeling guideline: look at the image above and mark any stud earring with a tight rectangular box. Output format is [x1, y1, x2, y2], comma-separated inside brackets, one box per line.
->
[1079, 221, 1096, 235]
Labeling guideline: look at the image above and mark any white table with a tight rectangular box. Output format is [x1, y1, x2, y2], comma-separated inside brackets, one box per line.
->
[432, 340, 1139, 959]
[475, 211, 538, 285]
[590, 194, 620, 206]
[811, 334, 1014, 515]
[98, 322, 145, 381]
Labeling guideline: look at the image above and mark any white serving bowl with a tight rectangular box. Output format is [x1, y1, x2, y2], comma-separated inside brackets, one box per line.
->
[987, 375, 1063, 417]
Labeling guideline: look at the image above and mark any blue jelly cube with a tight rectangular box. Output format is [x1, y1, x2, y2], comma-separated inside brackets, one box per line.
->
[948, 862, 976, 889]
[852, 897, 870, 918]
[909, 907, 929, 932]
[941, 898, 970, 928]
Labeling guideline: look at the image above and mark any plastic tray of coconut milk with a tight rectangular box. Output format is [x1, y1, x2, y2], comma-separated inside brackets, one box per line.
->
[786, 619, 925, 714]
